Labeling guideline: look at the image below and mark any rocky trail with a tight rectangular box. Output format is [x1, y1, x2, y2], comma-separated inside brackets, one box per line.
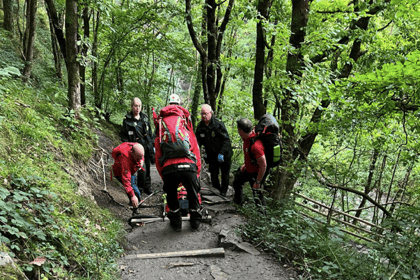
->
[86, 129, 297, 280]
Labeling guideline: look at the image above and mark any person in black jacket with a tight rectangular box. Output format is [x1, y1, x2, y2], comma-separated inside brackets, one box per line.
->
[195, 104, 233, 196]
[120, 97, 153, 195]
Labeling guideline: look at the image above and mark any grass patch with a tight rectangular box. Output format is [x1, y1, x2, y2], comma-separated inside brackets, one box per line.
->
[0, 79, 127, 279]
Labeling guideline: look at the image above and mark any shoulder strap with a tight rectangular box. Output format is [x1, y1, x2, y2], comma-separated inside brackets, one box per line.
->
[248, 135, 259, 160]
[249, 134, 259, 146]
[161, 119, 172, 142]
[175, 116, 183, 140]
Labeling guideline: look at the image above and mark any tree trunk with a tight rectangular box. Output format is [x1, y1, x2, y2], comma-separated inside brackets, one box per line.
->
[46, 7, 62, 80]
[252, 0, 272, 120]
[352, 149, 379, 224]
[200, 5, 208, 105]
[272, 0, 310, 200]
[185, 0, 208, 104]
[22, 0, 37, 80]
[216, 27, 235, 116]
[191, 66, 202, 130]
[92, 10, 100, 109]
[66, 0, 81, 111]
[185, 0, 234, 111]
[206, 0, 217, 110]
[45, 0, 67, 64]
[144, 51, 156, 117]
[80, 2, 90, 106]
[3, 0, 14, 32]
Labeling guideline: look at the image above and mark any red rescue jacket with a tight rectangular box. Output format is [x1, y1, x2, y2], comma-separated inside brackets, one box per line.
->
[111, 142, 144, 197]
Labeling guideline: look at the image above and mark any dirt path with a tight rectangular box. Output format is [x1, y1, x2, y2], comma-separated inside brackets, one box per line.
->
[90, 129, 297, 280]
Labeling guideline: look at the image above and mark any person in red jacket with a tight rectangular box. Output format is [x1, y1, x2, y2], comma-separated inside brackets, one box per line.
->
[233, 118, 268, 206]
[154, 94, 202, 232]
[112, 142, 145, 209]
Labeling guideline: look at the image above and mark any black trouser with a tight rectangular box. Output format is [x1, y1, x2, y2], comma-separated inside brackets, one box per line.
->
[162, 165, 200, 212]
[137, 148, 151, 191]
[208, 157, 231, 193]
[232, 167, 270, 206]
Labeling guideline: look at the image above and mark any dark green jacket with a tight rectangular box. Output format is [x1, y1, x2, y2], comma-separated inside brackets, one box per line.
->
[195, 116, 233, 162]
[120, 111, 153, 152]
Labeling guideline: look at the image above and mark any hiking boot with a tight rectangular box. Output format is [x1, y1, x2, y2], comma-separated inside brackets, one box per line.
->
[233, 187, 244, 205]
[189, 209, 202, 231]
[233, 197, 243, 206]
[167, 209, 182, 232]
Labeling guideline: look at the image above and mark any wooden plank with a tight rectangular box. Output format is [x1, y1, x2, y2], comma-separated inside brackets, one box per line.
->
[125, 248, 225, 260]
[201, 187, 229, 200]
[202, 200, 231, 205]
[129, 216, 212, 224]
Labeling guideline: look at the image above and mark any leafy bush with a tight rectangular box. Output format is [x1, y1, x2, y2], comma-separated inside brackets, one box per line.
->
[239, 196, 420, 279]
[0, 175, 124, 279]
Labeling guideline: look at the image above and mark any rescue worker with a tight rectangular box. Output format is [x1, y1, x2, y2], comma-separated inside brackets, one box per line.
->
[233, 118, 268, 206]
[111, 143, 145, 208]
[154, 94, 202, 232]
[195, 104, 233, 197]
[120, 97, 154, 195]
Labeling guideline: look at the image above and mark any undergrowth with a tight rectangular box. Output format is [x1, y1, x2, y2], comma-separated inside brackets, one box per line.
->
[238, 191, 420, 280]
[0, 76, 126, 279]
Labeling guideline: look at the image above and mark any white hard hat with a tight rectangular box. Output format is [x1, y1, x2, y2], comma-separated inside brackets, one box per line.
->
[169, 94, 180, 105]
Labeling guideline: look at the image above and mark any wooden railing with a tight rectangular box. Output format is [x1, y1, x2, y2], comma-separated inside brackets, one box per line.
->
[292, 192, 385, 243]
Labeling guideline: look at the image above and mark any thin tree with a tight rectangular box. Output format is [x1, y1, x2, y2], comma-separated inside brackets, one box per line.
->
[66, 0, 81, 111]
[185, 0, 234, 111]
[22, 0, 37, 80]
[3, 0, 14, 32]
[252, 0, 273, 120]
[45, 0, 67, 64]
[80, 1, 90, 106]
[45, 2, 63, 80]
[92, 10, 100, 109]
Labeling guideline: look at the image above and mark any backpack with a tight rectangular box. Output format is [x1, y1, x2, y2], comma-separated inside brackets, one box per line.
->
[250, 114, 282, 167]
[155, 110, 196, 165]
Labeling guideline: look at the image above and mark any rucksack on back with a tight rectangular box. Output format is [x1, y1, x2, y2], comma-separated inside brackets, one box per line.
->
[250, 114, 282, 167]
[156, 113, 196, 165]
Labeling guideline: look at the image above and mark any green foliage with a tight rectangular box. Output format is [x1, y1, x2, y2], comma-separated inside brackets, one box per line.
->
[0, 30, 23, 71]
[0, 175, 124, 279]
[0, 77, 125, 279]
[0, 66, 21, 79]
[374, 206, 420, 279]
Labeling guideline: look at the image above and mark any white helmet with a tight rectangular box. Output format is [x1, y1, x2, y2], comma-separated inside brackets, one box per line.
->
[169, 94, 180, 105]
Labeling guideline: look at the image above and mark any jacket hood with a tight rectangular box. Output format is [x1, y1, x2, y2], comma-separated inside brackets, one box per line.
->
[125, 110, 147, 119]
[159, 105, 190, 119]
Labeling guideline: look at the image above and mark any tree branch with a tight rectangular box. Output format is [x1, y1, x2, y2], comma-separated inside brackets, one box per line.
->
[185, 0, 207, 57]
[311, 167, 392, 218]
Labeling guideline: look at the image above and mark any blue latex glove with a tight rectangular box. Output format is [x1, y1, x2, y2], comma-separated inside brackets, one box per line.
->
[217, 154, 224, 162]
